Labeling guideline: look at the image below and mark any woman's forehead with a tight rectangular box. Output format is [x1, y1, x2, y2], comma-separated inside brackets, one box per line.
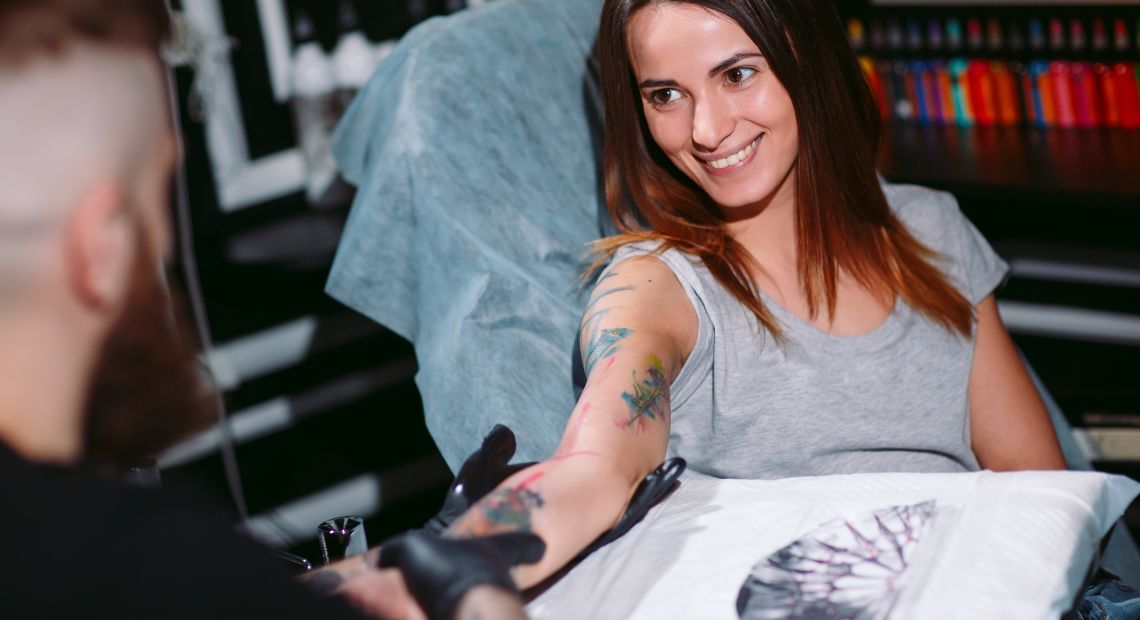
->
[627, 4, 760, 79]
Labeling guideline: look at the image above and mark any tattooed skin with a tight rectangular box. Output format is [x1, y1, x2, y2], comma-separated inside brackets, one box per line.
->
[581, 271, 636, 375]
[451, 471, 546, 537]
[298, 547, 381, 596]
[617, 355, 668, 433]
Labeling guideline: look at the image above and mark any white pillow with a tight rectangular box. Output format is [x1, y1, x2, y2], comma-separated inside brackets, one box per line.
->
[526, 470, 1139, 620]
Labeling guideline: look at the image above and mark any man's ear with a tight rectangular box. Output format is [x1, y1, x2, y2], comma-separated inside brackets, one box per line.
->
[65, 183, 134, 311]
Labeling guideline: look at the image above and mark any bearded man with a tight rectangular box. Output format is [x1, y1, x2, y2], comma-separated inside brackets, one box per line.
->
[0, 2, 541, 619]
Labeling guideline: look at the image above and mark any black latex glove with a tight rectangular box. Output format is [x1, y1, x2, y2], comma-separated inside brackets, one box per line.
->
[378, 531, 545, 620]
[424, 424, 536, 536]
[578, 456, 686, 559]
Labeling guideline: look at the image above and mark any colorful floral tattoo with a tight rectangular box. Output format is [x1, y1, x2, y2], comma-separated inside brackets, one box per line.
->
[616, 355, 668, 433]
[581, 272, 636, 376]
[451, 471, 546, 537]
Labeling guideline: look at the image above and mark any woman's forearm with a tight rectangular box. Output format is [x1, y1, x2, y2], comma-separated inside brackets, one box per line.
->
[444, 453, 635, 589]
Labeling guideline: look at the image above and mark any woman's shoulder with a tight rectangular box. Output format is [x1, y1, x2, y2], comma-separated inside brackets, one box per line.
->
[882, 181, 962, 229]
[880, 180, 970, 253]
[605, 239, 711, 298]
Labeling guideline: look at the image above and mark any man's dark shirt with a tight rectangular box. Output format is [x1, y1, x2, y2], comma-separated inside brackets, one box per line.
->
[0, 440, 371, 619]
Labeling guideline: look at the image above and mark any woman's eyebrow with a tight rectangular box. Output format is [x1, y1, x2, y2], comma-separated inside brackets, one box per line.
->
[638, 52, 765, 89]
[708, 52, 764, 77]
[638, 78, 679, 89]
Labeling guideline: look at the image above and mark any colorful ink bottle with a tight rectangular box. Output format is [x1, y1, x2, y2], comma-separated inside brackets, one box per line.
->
[949, 58, 974, 126]
[1071, 63, 1099, 128]
[1028, 19, 1046, 53]
[1091, 19, 1108, 55]
[987, 18, 1004, 53]
[1015, 62, 1039, 126]
[1096, 63, 1120, 127]
[1115, 63, 1140, 130]
[1050, 61, 1077, 128]
[906, 19, 923, 52]
[967, 18, 984, 52]
[1029, 61, 1054, 127]
[1069, 19, 1087, 55]
[992, 61, 1021, 125]
[911, 60, 935, 124]
[848, 18, 866, 52]
[927, 19, 944, 51]
[1114, 19, 1130, 55]
[929, 60, 953, 123]
[1048, 18, 1066, 52]
[968, 60, 996, 125]
[946, 18, 964, 52]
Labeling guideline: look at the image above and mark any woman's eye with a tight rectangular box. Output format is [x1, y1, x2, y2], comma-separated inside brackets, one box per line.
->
[726, 66, 757, 85]
[648, 88, 681, 106]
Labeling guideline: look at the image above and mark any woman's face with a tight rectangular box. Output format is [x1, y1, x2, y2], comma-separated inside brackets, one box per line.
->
[627, 4, 798, 213]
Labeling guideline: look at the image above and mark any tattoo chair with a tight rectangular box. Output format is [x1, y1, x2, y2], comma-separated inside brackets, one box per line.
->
[325, 0, 1140, 586]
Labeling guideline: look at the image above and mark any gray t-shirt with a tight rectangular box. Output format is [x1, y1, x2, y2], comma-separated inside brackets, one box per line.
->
[605, 182, 1008, 479]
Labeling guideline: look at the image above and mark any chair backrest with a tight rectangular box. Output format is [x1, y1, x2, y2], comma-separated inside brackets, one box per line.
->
[327, 0, 606, 471]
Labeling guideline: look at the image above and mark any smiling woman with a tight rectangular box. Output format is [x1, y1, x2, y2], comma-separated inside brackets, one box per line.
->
[434, 0, 1069, 601]
[594, 0, 978, 340]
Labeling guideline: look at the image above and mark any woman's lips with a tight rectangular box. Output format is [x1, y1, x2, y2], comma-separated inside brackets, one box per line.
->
[698, 135, 763, 177]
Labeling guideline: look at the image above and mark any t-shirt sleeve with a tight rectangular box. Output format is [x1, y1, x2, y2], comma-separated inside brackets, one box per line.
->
[939, 193, 1009, 304]
[888, 184, 1010, 305]
[952, 206, 1009, 304]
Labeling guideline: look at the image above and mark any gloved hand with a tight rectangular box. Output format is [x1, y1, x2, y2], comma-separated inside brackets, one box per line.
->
[425, 424, 686, 554]
[378, 531, 545, 620]
[579, 456, 686, 559]
[423, 424, 536, 536]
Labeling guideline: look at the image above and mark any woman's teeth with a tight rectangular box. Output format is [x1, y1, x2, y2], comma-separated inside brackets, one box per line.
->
[707, 138, 757, 170]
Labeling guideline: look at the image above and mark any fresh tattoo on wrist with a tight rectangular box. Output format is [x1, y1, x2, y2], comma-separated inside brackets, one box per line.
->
[616, 354, 668, 433]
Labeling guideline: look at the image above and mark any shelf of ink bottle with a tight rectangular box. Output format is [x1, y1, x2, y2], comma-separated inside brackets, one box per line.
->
[839, 8, 1140, 130]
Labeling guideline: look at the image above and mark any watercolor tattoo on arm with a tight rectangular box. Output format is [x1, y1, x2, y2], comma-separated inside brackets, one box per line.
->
[450, 471, 546, 537]
[616, 355, 668, 433]
[581, 272, 636, 376]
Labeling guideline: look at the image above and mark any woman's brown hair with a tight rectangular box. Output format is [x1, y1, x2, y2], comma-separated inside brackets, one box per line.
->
[595, 0, 973, 338]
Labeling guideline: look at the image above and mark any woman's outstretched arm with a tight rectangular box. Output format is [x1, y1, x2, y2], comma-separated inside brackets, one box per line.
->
[444, 255, 698, 588]
[968, 294, 1067, 471]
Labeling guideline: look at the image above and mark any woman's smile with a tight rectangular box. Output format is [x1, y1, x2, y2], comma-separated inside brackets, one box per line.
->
[697, 134, 763, 175]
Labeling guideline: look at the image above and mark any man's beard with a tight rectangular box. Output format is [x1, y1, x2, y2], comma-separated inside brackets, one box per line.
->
[82, 238, 217, 470]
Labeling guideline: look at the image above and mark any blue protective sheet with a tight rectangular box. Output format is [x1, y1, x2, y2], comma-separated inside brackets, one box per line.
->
[327, 0, 606, 472]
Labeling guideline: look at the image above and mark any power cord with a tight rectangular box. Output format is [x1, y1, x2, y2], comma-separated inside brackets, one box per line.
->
[163, 3, 251, 524]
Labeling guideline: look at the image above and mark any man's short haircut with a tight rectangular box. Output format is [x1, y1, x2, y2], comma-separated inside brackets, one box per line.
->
[0, 0, 171, 66]
[0, 0, 171, 304]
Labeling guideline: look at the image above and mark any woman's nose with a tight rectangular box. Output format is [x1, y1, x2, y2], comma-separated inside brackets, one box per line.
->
[691, 95, 733, 152]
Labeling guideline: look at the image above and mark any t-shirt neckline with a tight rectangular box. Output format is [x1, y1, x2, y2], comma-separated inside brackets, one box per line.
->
[757, 289, 908, 348]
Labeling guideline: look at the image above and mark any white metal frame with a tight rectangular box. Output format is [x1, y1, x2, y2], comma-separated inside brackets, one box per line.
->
[181, 0, 305, 212]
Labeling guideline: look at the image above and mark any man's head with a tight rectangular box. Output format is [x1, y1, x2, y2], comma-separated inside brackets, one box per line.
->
[0, 0, 213, 468]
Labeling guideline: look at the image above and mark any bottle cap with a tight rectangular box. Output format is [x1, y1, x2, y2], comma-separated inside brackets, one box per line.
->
[338, 0, 360, 33]
[293, 9, 317, 44]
